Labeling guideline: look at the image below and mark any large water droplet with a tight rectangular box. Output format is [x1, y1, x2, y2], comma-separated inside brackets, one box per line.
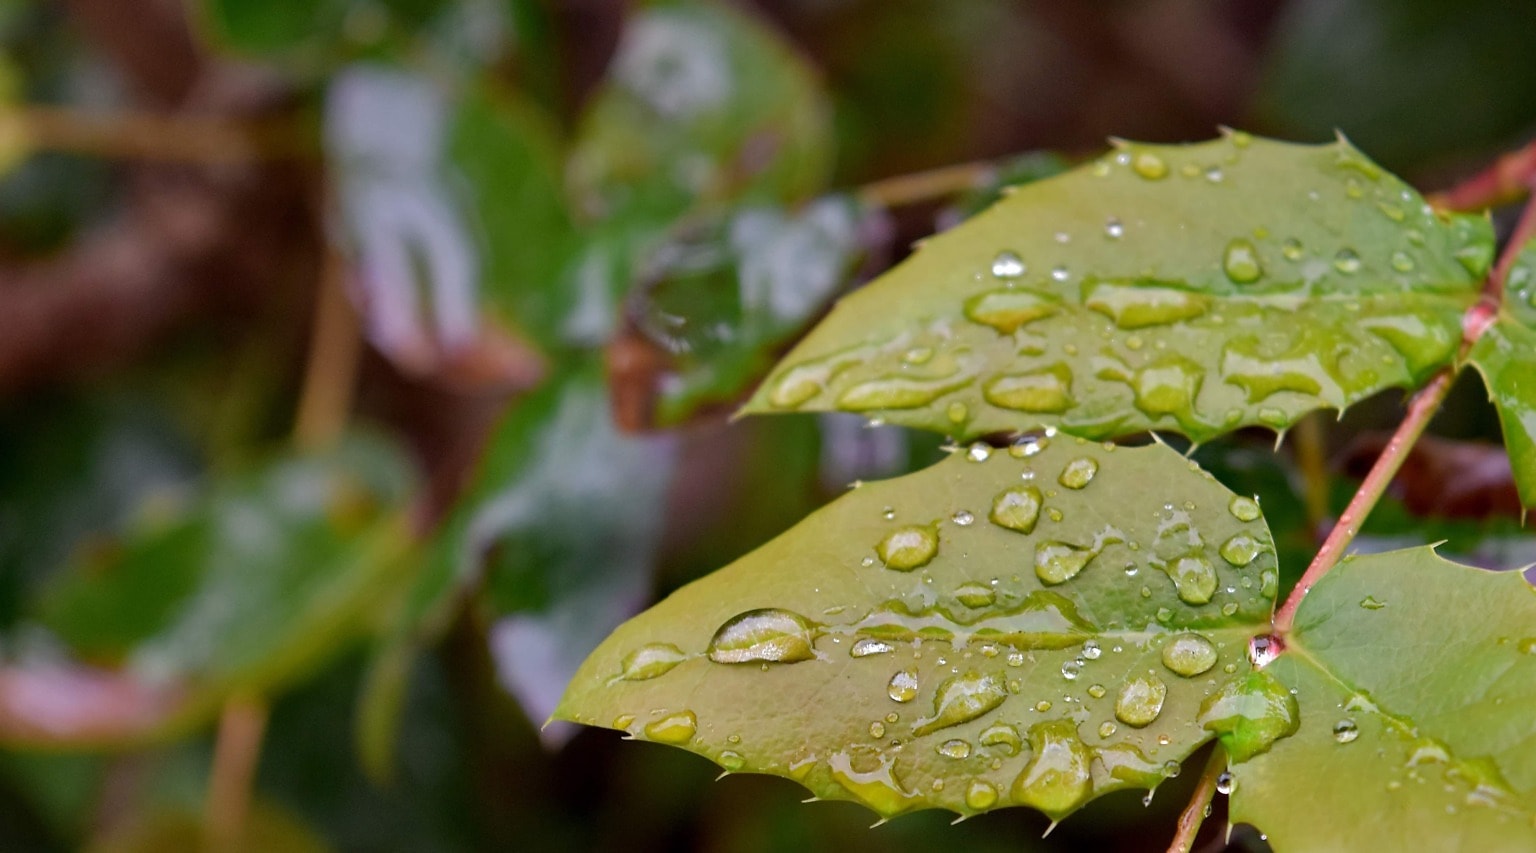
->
[888, 669, 920, 703]
[877, 525, 940, 571]
[1163, 554, 1218, 605]
[1198, 671, 1300, 762]
[1096, 742, 1165, 789]
[1082, 640, 1102, 660]
[937, 739, 972, 759]
[913, 671, 1008, 735]
[1223, 239, 1263, 284]
[707, 609, 817, 664]
[965, 780, 999, 810]
[1035, 540, 1096, 585]
[839, 376, 965, 411]
[719, 750, 746, 771]
[984, 366, 1073, 413]
[1332, 719, 1359, 743]
[644, 711, 698, 744]
[1058, 457, 1099, 489]
[1114, 675, 1167, 727]
[1132, 152, 1169, 180]
[1229, 496, 1261, 522]
[619, 643, 688, 681]
[979, 722, 1022, 756]
[1012, 720, 1093, 818]
[1085, 283, 1208, 329]
[851, 638, 896, 658]
[955, 582, 996, 608]
[989, 486, 1043, 534]
[992, 250, 1026, 279]
[964, 289, 1060, 333]
[828, 750, 914, 816]
[1161, 633, 1218, 677]
[1219, 533, 1261, 567]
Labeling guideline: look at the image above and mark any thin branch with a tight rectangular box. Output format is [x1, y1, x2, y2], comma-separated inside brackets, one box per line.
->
[203, 696, 268, 850]
[855, 159, 998, 209]
[1292, 412, 1331, 537]
[1168, 746, 1227, 853]
[293, 248, 362, 450]
[1427, 138, 1536, 213]
[1484, 180, 1536, 309]
[4, 104, 312, 164]
[1273, 369, 1453, 634]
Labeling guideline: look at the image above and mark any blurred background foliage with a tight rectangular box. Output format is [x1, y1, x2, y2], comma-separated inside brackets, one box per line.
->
[0, 0, 1531, 850]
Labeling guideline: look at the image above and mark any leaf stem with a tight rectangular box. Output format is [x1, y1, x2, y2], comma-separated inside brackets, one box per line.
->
[1427, 138, 1536, 213]
[1272, 369, 1453, 634]
[203, 695, 268, 850]
[293, 248, 363, 450]
[1293, 412, 1331, 537]
[1167, 746, 1227, 853]
[855, 159, 998, 209]
[4, 104, 312, 164]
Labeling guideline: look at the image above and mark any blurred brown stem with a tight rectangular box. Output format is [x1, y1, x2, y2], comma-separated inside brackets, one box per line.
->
[4, 104, 312, 164]
[1167, 746, 1226, 853]
[856, 159, 997, 208]
[1293, 412, 1331, 536]
[204, 696, 268, 851]
[293, 248, 362, 450]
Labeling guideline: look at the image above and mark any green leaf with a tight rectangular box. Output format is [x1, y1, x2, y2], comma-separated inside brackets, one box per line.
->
[1231, 547, 1536, 849]
[557, 438, 1283, 820]
[568, 0, 833, 226]
[744, 135, 1491, 444]
[633, 196, 871, 424]
[1468, 239, 1536, 509]
[10, 435, 416, 746]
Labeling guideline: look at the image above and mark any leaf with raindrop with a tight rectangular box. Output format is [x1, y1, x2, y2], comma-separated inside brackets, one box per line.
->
[1229, 547, 1536, 849]
[556, 437, 1286, 821]
[745, 134, 1492, 443]
[1468, 237, 1536, 510]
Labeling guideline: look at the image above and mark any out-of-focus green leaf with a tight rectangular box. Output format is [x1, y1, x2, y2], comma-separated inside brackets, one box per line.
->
[633, 195, 870, 424]
[1233, 548, 1536, 849]
[87, 802, 329, 853]
[745, 135, 1491, 443]
[568, 0, 833, 226]
[1468, 239, 1536, 509]
[194, 0, 453, 67]
[558, 439, 1282, 820]
[0, 435, 415, 747]
[1257, 0, 1536, 170]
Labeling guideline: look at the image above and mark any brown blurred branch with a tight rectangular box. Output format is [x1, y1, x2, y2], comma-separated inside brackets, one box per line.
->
[855, 159, 998, 209]
[8, 105, 313, 164]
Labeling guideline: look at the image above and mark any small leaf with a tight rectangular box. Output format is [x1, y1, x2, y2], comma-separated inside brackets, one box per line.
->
[1231, 548, 1536, 849]
[557, 438, 1281, 820]
[1468, 238, 1536, 509]
[745, 135, 1491, 443]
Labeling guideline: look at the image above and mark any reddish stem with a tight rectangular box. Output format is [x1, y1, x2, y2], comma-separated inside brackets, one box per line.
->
[1167, 746, 1227, 853]
[1427, 138, 1536, 213]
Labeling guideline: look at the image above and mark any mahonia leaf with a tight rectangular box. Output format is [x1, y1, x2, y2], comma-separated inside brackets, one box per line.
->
[557, 438, 1286, 821]
[1232, 547, 1536, 849]
[744, 134, 1492, 443]
[1468, 238, 1536, 509]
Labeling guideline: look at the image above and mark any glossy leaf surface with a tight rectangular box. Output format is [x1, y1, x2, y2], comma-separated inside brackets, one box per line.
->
[1468, 239, 1536, 509]
[1233, 548, 1536, 849]
[558, 438, 1282, 819]
[746, 135, 1491, 443]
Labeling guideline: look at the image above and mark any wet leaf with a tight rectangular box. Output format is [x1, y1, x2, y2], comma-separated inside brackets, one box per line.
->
[2, 435, 415, 746]
[1232, 547, 1536, 849]
[568, 0, 833, 226]
[1468, 239, 1536, 510]
[745, 135, 1491, 444]
[557, 438, 1281, 820]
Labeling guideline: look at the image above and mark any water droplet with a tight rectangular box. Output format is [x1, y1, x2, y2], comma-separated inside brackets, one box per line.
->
[1219, 533, 1261, 567]
[1223, 239, 1263, 284]
[937, 739, 972, 759]
[1215, 771, 1235, 795]
[992, 250, 1026, 279]
[965, 780, 999, 810]
[1228, 496, 1261, 522]
[613, 714, 635, 729]
[902, 346, 934, 365]
[1407, 737, 1449, 766]
[1333, 248, 1362, 274]
[1281, 238, 1304, 261]
[888, 669, 920, 703]
[1332, 719, 1359, 743]
[1007, 651, 1026, 667]
[1197, 671, 1300, 762]
[1097, 721, 1117, 738]
[914, 671, 1008, 735]
[851, 638, 896, 658]
[1050, 265, 1070, 282]
[1163, 554, 1218, 605]
[869, 720, 886, 738]
[955, 582, 996, 608]
[1085, 283, 1208, 329]
[1061, 661, 1081, 680]
[1087, 684, 1107, 699]
[1248, 634, 1279, 668]
[719, 750, 745, 771]
[1035, 700, 1052, 712]
[1082, 640, 1102, 660]
[1161, 633, 1218, 677]
[980, 722, 1022, 755]
[1012, 720, 1093, 818]
[967, 442, 992, 462]
[1259, 570, 1278, 600]
[1035, 540, 1096, 585]
[707, 609, 817, 664]
[877, 525, 940, 571]
[989, 486, 1043, 534]
[1114, 675, 1167, 727]
[1132, 152, 1169, 180]
[828, 750, 914, 816]
[1390, 251, 1415, 272]
[1359, 595, 1386, 610]
[952, 509, 975, 526]
[1058, 457, 1099, 489]
[644, 711, 698, 744]
[965, 289, 1060, 333]
[839, 375, 966, 411]
[1046, 508, 1064, 522]
[619, 643, 687, 680]
[984, 366, 1073, 413]
[1105, 217, 1125, 239]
